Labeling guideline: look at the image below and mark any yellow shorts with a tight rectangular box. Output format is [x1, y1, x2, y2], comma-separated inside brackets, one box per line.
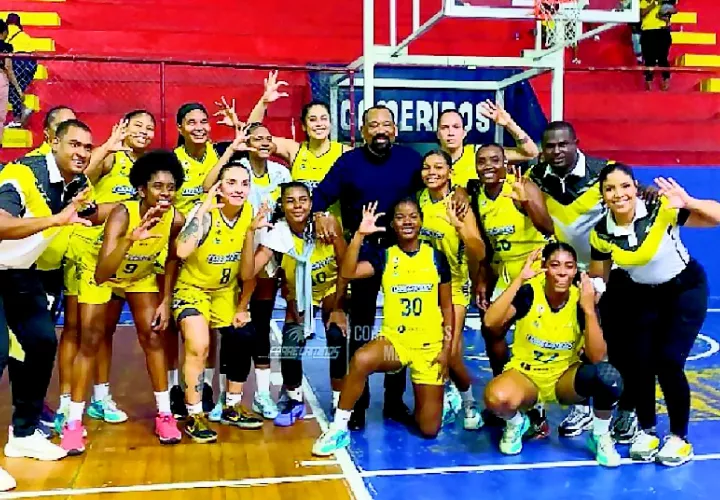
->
[451, 277, 471, 308]
[504, 359, 571, 404]
[383, 336, 444, 386]
[172, 285, 238, 329]
[77, 267, 158, 305]
[63, 258, 79, 297]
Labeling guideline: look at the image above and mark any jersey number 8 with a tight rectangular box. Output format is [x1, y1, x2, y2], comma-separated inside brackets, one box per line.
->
[400, 297, 423, 317]
[220, 268, 231, 285]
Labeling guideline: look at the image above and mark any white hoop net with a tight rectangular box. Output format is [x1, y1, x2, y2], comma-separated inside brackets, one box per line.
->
[535, 0, 582, 49]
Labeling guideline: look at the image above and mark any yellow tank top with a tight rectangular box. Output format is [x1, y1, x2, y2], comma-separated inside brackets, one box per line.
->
[174, 143, 219, 216]
[290, 141, 343, 190]
[380, 244, 444, 348]
[418, 188, 468, 286]
[512, 275, 583, 372]
[450, 145, 477, 188]
[476, 179, 550, 276]
[108, 200, 174, 287]
[177, 202, 253, 291]
[281, 234, 338, 306]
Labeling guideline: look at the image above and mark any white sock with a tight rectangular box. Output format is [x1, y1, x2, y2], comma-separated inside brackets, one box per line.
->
[332, 391, 341, 408]
[593, 415, 611, 436]
[255, 368, 271, 394]
[459, 386, 475, 404]
[92, 383, 110, 402]
[69, 401, 85, 423]
[168, 369, 179, 388]
[287, 387, 303, 402]
[186, 401, 203, 415]
[332, 409, 352, 431]
[59, 393, 71, 412]
[507, 412, 524, 426]
[226, 392, 242, 407]
[204, 368, 214, 386]
[154, 391, 171, 414]
[219, 374, 227, 392]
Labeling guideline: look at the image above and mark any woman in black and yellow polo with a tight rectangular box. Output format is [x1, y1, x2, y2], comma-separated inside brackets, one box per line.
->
[590, 163, 720, 467]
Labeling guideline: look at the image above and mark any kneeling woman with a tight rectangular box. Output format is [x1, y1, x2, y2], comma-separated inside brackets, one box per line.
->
[313, 199, 454, 456]
[483, 243, 622, 467]
[173, 163, 261, 443]
[241, 182, 348, 427]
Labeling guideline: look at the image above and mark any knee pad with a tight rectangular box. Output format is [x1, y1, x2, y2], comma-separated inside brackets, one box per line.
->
[574, 362, 623, 411]
[326, 323, 348, 380]
[218, 326, 253, 383]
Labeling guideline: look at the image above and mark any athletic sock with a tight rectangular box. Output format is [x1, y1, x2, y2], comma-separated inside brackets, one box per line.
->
[332, 409, 352, 431]
[68, 401, 85, 423]
[59, 393, 71, 413]
[154, 391, 171, 414]
[92, 383, 110, 403]
[204, 368, 215, 387]
[255, 368, 271, 394]
[332, 391, 341, 409]
[167, 369, 179, 388]
[593, 415, 611, 436]
[459, 386, 475, 405]
[186, 401, 203, 416]
[507, 412, 524, 426]
[219, 374, 227, 392]
[226, 392, 243, 407]
[287, 387, 303, 402]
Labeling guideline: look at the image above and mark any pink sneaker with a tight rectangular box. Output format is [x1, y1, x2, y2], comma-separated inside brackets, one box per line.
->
[61, 421, 86, 456]
[155, 412, 181, 444]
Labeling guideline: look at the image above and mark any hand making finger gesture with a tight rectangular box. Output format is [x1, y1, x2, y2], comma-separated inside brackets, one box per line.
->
[357, 202, 386, 236]
[262, 70, 290, 104]
[501, 165, 528, 202]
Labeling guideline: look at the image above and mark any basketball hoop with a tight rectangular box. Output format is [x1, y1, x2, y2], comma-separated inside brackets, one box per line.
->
[534, 0, 582, 49]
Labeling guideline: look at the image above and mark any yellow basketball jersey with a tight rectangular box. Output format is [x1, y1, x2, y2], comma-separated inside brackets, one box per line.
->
[108, 200, 174, 287]
[174, 143, 219, 216]
[476, 179, 550, 280]
[512, 275, 583, 372]
[418, 188, 468, 288]
[290, 141, 343, 190]
[252, 171, 281, 206]
[177, 202, 253, 291]
[450, 145, 477, 188]
[36, 226, 73, 271]
[281, 234, 338, 305]
[380, 244, 445, 348]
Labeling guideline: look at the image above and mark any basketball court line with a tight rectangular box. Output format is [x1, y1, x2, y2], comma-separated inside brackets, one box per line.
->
[4, 452, 720, 499]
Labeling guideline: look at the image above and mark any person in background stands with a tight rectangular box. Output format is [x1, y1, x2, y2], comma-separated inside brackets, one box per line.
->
[3, 14, 35, 128]
[639, 0, 676, 91]
[0, 20, 22, 144]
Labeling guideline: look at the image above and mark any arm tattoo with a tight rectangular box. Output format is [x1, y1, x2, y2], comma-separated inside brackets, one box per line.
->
[194, 372, 204, 394]
[178, 216, 201, 243]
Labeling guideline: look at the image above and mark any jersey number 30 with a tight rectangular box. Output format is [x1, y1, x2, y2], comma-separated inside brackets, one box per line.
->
[400, 297, 423, 317]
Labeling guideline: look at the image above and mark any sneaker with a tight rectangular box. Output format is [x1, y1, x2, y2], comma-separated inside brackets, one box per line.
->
[59, 421, 86, 456]
[611, 410, 639, 444]
[202, 383, 215, 414]
[587, 432, 621, 467]
[40, 402, 56, 428]
[558, 404, 593, 437]
[87, 396, 128, 424]
[442, 384, 462, 426]
[312, 427, 351, 457]
[4, 428, 68, 461]
[252, 392, 279, 419]
[155, 412, 182, 445]
[184, 414, 217, 443]
[208, 394, 225, 423]
[463, 402, 483, 430]
[53, 408, 67, 436]
[11, 423, 53, 440]
[499, 414, 530, 455]
[629, 430, 660, 462]
[170, 385, 188, 419]
[0, 466, 15, 492]
[657, 435, 693, 467]
[221, 404, 264, 429]
[274, 398, 307, 427]
[526, 406, 550, 439]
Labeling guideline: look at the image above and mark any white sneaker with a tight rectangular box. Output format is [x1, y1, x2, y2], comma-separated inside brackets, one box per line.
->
[657, 435, 694, 467]
[252, 392, 279, 419]
[629, 430, 660, 462]
[463, 402, 483, 430]
[0, 467, 16, 492]
[4, 429, 67, 461]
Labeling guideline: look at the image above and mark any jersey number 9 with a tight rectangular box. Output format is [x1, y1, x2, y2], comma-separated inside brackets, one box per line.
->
[220, 268, 231, 285]
[400, 297, 423, 317]
[123, 263, 138, 274]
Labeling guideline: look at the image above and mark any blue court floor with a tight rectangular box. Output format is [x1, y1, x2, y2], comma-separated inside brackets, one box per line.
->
[293, 309, 720, 500]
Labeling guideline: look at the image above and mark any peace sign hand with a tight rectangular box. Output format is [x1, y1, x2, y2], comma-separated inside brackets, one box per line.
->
[357, 202, 386, 236]
[478, 99, 513, 127]
[105, 120, 131, 153]
[501, 166, 528, 202]
[262, 70, 290, 104]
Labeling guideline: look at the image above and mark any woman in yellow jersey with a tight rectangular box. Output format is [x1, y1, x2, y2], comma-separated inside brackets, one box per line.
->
[417, 150, 485, 430]
[61, 151, 185, 455]
[56, 110, 155, 431]
[173, 164, 263, 443]
[313, 199, 454, 457]
[436, 102, 539, 189]
[589, 164, 719, 466]
[241, 182, 349, 427]
[483, 244, 623, 467]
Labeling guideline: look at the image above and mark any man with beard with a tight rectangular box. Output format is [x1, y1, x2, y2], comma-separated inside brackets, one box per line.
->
[313, 105, 462, 430]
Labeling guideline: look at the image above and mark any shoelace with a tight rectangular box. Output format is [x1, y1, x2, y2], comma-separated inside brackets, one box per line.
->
[104, 397, 120, 412]
[566, 406, 588, 423]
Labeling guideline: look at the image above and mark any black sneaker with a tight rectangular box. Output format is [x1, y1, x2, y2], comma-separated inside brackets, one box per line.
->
[348, 409, 366, 431]
[611, 410, 639, 444]
[184, 414, 218, 443]
[202, 383, 214, 414]
[170, 385, 188, 419]
[220, 404, 264, 430]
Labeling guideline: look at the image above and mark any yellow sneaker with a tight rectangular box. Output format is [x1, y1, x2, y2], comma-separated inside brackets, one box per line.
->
[657, 435, 693, 467]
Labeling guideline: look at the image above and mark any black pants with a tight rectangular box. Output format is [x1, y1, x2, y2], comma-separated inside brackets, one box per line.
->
[349, 256, 407, 411]
[640, 28, 671, 82]
[0, 269, 59, 437]
[603, 260, 708, 438]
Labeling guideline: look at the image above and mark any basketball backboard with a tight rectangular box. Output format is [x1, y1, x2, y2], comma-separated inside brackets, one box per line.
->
[445, 0, 639, 24]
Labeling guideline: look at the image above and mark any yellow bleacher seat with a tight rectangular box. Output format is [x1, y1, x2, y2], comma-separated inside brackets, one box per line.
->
[6, 94, 40, 112]
[34, 64, 48, 80]
[672, 32, 716, 45]
[672, 12, 697, 24]
[1, 129, 33, 148]
[0, 12, 61, 27]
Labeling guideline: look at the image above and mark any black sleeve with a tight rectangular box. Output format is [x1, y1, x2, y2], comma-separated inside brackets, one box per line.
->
[433, 249, 452, 284]
[590, 246, 612, 261]
[677, 208, 691, 226]
[359, 243, 386, 276]
[0, 183, 24, 217]
[511, 284, 534, 320]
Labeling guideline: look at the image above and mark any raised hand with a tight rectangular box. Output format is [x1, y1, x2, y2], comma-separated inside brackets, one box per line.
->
[54, 188, 93, 227]
[106, 120, 131, 153]
[501, 166, 528, 202]
[478, 99, 512, 127]
[201, 182, 225, 213]
[445, 199, 464, 229]
[262, 70, 289, 104]
[578, 272, 597, 312]
[519, 248, 545, 282]
[129, 207, 164, 241]
[214, 96, 241, 129]
[655, 177, 693, 209]
[229, 127, 257, 152]
[357, 202, 386, 236]
[250, 202, 273, 231]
